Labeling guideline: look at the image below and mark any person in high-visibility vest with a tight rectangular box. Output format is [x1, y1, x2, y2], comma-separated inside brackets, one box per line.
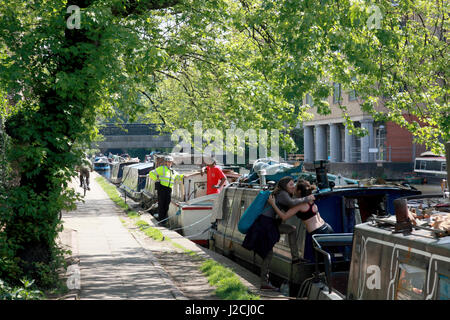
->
[148, 155, 183, 225]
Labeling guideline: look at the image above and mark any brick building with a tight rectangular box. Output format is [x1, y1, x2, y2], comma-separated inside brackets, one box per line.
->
[302, 83, 426, 179]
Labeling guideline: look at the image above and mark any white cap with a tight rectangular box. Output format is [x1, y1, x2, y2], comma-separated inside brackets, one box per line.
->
[164, 155, 174, 162]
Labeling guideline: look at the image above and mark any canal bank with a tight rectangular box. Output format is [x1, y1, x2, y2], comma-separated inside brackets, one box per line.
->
[58, 171, 286, 300]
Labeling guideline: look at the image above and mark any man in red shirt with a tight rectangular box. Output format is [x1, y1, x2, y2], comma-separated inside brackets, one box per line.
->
[202, 159, 227, 195]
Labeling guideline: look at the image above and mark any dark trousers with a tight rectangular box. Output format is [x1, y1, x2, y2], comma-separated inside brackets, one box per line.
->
[157, 183, 172, 221]
[310, 222, 334, 235]
[79, 168, 90, 186]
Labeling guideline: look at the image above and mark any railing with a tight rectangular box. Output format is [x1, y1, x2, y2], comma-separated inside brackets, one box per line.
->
[347, 146, 417, 162]
[311, 233, 354, 294]
[99, 123, 160, 136]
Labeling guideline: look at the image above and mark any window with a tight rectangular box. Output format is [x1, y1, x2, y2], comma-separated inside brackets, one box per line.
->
[223, 196, 233, 219]
[428, 160, 443, 172]
[306, 93, 314, 107]
[420, 160, 427, 170]
[348, 89, 357, 101]
[395, 264, 426, 300]
[326, 125, 330, 160]
[353, 134, 361, 162]
[333, 82, 342, 104]
[438, 274, 450, 300]
[348, 76, 357, 101]
[375, 125, 386, 161]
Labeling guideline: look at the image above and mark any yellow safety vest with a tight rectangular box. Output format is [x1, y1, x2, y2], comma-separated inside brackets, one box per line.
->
[148, 165, 183, 189]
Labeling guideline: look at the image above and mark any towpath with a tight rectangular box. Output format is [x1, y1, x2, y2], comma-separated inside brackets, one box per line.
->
[58, 171, 285, 301]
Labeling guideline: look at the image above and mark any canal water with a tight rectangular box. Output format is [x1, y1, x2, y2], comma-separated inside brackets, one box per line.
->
[96, 168, 110, 180]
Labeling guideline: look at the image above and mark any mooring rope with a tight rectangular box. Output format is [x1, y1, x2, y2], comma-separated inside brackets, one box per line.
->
[169, 213, 213, 232]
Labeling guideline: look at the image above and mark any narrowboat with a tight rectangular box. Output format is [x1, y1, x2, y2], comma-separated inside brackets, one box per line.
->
[167, 169, 240, 245]
[414, 152, 447, 184]
[109, 160, 140, 184]
[141, 166, 240, 245]
[119, 162, 154, 201]
[93, 156, 110, 171]
[209, 161, 424, 298]
[343, 196, 450, 300]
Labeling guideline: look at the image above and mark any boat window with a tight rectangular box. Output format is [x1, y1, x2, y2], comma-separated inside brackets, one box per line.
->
[223, 195, 233, 219]
[229, 199, 246, 229]
[414, 160, 420, 170]
[395, 264, 426, 300]
[420, 160, 426, 170]
[438, 274, 449, 300]
[240, 200, 246, 217]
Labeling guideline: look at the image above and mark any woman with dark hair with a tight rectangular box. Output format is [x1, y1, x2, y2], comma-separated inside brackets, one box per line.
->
[267, 179, 333, 235]
[242, 176, 314, 291]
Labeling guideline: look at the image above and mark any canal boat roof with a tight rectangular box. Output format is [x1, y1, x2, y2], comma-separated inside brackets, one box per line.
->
[120, 162, 154, 199]
[346, 215, 450, 300]
[110, 160, 140, 183]
[363, 215, 450, 249]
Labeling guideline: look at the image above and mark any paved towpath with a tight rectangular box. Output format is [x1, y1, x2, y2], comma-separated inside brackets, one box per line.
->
[58, 171, 287, 301]
[60, 172, 185, 300]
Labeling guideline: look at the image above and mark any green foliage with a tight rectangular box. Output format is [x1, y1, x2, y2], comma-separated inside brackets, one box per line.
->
[0, 278, 44, 300]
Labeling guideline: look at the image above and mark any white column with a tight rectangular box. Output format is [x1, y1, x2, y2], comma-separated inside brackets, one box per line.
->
[315, 124, 327, 161]
[344, 124, 353, 163]
[361, 119, 374, 162]
[329, 123, 341, 162]
[303, 126, 314, 163]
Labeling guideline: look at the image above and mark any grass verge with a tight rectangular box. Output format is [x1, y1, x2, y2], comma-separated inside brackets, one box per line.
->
[200, 260, 260, 300]
[95, 175, 259, 300]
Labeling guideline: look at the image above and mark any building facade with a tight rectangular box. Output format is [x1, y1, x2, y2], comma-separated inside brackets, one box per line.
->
[302, 84, 426, 179]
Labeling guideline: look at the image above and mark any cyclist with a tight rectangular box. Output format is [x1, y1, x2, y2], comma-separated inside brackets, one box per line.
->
[78, 156, 93, 190]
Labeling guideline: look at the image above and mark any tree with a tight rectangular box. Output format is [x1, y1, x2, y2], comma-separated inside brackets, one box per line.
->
[0, 0, 191, 287]
[0, 0, 447, 288]
[235, 0, 449, 153]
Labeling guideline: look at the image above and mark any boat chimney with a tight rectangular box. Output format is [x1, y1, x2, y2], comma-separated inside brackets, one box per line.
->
[393, 198, 413, 233]
[258, 169, 267, 187]
[314, 160, 329, 190]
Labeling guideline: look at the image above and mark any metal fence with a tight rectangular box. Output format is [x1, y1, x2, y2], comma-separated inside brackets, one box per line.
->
[99, 123, 160, 136]
[348, 145, 416, 163]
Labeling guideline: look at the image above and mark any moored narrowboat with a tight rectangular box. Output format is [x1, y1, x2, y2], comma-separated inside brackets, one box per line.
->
[166, 169, 240, 245]
[119, 162, 154, 201]
[109, 160, 139, 184]
[94, 156, 110, 171]
[209, 161, 423, 298]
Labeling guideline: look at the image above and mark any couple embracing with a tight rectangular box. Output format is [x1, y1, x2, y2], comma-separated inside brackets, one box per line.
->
[242, 176, 333, 291]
